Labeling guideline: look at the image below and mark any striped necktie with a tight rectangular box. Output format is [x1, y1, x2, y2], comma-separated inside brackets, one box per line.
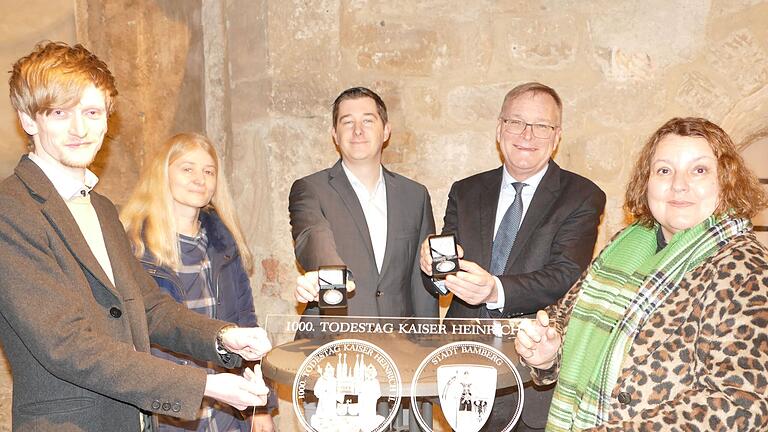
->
[490, 182, 526, 275]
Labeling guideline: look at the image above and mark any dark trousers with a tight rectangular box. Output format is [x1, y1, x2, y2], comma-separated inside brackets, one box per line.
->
[514, 420, 546, 432]
[480, 382, 554, 432]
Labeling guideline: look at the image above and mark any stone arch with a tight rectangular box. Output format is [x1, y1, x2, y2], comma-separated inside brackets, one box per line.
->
[721, 85, 768, 245]
[721, 85, 768, 151]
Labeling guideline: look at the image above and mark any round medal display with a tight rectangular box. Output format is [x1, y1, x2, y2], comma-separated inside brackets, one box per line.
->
[293, 339, 402, 432]
[322, 289, 343, 305]
[436, 260, 456, 272]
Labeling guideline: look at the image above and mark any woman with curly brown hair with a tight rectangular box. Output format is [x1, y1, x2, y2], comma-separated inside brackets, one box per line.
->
[516, 117, 768, 431]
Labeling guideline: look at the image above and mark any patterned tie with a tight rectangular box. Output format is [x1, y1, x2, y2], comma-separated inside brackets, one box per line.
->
[490, 182, 526, 275]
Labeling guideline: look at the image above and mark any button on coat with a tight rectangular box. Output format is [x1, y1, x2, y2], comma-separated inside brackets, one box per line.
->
[617, 391, 632, 405]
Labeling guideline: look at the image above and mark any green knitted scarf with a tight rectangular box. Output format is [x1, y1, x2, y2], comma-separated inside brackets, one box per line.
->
[546, 215, 750, 431]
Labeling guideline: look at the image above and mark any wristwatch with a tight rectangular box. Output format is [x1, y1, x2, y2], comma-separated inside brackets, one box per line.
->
[215, 325, 237, 361]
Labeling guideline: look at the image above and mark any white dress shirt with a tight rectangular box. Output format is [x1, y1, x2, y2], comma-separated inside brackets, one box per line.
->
[486, 164, 549, 311]
[342, 162, 388, 272]
[28, 152, 99, 200]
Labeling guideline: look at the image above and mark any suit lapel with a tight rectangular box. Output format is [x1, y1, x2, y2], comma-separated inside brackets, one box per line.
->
[16, 158, 120, 299]
[91, 195, 134, 299]
[479, 168, 503, 269]
[327, 161, 377, 273]
[91, 194, 148, 350]
[504, 161, 560, 271]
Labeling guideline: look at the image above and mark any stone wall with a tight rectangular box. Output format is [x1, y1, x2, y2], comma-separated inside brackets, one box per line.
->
[227, 2, 768, 429]
[241, 0, 768, 319]
[76, 0, 207, 199]
[2, 1, 768, 430]
[0, 1, 76, 178]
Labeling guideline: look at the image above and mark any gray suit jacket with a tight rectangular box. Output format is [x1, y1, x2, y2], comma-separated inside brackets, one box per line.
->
[0, 157, 238, 431]
[442, 161, 606, 429]
[289, 160, 438, 317]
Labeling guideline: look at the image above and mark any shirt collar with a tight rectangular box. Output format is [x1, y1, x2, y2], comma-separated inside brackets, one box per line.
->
[28, 152, 99, 201]
[502, 162, 548, 190]
[341, 162, 385, 196]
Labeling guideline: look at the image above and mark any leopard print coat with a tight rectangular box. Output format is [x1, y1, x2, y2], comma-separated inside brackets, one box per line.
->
[529, 232, 768, 431]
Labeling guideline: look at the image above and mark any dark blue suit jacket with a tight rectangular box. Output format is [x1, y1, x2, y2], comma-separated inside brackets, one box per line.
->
[442, 160, 606, 429]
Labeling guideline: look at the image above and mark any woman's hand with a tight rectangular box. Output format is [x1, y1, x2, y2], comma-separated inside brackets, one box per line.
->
[514, 310, 562, 370]
[246, 365, 275, 431]
[250, 413, 274, 432]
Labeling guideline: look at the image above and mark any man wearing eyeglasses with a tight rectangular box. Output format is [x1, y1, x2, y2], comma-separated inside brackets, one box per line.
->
[420, 82, 605, 431]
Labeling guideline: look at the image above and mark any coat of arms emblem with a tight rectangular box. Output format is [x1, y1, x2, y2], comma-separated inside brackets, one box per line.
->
[437, 364, 496, 432]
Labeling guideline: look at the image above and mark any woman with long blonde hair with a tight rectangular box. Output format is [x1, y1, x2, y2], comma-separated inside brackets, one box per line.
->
[121, 132, 274, 432]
